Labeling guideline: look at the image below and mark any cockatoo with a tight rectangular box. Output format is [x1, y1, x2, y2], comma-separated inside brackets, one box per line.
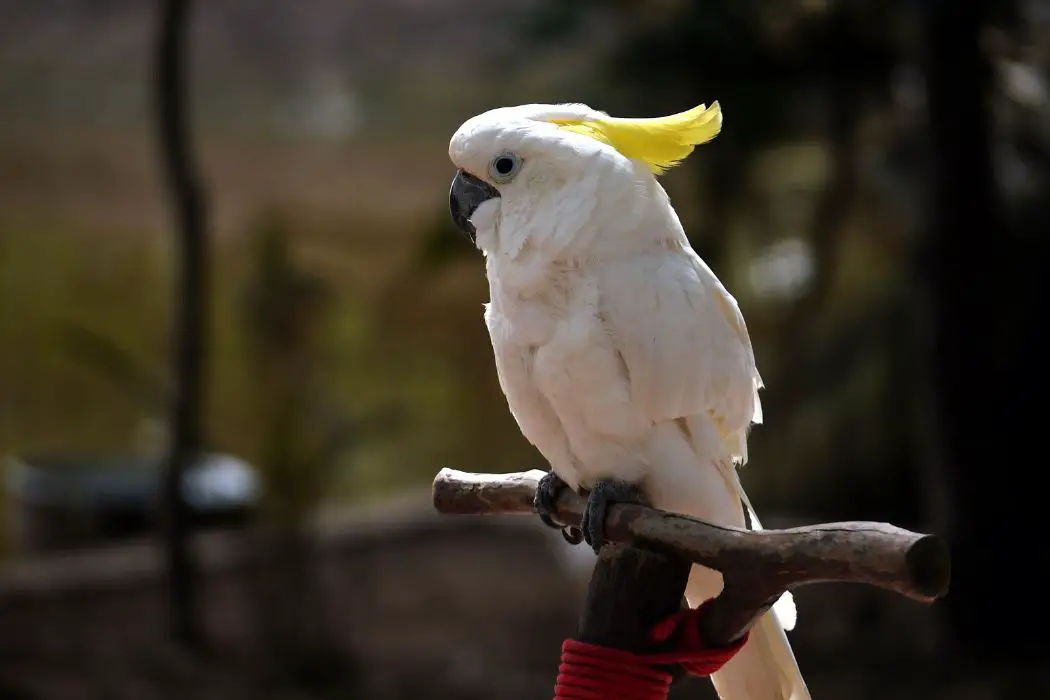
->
[447, 101, 809, 700]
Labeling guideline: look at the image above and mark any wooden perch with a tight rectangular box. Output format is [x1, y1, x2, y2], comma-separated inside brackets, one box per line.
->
[433, 468, 950, 649]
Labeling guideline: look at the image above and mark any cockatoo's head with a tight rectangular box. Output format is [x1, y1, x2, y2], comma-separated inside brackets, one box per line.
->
[447, 101, 722, 258]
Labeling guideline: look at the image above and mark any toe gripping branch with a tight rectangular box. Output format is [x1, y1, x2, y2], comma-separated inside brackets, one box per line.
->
[433, 467, 951, 699]
[535, 472, 649, 552]
[534, 471, 584, 545]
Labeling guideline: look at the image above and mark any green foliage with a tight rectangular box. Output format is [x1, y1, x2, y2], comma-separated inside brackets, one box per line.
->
[237, 210, 343, 523]
[0, 224, 172, 453]
[52, 321, 168, 416]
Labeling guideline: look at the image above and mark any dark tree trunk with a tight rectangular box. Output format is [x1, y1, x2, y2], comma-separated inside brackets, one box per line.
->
[923, 0, 1048, 660]
[154, 0, 208, 649]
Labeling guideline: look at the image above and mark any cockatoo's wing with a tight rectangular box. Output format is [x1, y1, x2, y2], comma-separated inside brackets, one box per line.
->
[595, 246, 762, 462]
[594, 246, 797, 632]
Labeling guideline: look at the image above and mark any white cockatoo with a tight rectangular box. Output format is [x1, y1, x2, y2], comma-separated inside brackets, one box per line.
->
[447, 101, 809, 700]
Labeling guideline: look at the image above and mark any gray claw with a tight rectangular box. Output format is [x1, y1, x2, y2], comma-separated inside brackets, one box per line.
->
[535, 471, 581, 544]
[581, 479, 648, 555]
[562, 526, 584, 545]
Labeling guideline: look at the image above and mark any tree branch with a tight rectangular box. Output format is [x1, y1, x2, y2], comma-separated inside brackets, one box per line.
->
[433, 468, 950, 645]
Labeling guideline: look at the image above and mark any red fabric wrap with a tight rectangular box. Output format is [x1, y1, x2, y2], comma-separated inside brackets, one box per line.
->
[552, 601, 749, 700]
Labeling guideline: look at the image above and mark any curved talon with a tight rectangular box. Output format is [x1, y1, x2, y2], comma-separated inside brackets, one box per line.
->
[539, 512, 561, 530]
[562, 526, 584, 545]
[581, 479, 648, 555]
[534, 470, 576, 539]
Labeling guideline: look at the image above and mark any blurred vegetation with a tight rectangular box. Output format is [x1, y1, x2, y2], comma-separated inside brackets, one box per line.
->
[236, 210, 405, 524]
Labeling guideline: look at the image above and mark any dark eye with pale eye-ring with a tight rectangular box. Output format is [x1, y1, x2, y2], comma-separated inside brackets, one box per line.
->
[489, 152, 522, 183]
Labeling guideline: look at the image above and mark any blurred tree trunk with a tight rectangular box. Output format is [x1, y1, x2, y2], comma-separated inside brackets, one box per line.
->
[923, 0, 1048, 660]
[154, 0, 207, 649]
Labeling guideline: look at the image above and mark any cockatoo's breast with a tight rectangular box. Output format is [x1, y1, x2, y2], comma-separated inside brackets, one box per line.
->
[485, 255, 574, 329]
[487, 256, 656, 490]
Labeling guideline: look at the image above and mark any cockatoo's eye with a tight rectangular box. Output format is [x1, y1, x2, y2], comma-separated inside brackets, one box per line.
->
[488, 152, 522, 183]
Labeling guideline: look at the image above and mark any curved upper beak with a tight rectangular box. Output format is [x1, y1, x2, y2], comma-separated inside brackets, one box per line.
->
[449, 169, 500, 243]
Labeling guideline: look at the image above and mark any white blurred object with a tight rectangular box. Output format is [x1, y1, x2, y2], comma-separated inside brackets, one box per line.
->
[1001, 59, 1048, 107]
[748, 238, 815, 301]
[181, 454, 261, 511]
[274, 69, 363, 139]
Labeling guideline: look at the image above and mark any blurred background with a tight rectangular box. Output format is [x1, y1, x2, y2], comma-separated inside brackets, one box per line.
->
[0, 0, 1046, 698]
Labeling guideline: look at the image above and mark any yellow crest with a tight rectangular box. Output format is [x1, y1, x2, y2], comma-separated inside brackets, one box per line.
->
[550, 102, 722, 175]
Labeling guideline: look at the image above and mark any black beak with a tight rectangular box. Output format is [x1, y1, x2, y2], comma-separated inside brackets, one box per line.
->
[449, 169, 500, 243]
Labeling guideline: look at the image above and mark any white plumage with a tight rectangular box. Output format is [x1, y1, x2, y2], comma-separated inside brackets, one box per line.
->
[449, 103, 809, 700]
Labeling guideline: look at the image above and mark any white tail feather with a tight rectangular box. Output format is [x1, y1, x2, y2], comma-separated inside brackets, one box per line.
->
[713, 458, 797, 631]
[707, 610, 810, 700]
[657, 416, 808, 699]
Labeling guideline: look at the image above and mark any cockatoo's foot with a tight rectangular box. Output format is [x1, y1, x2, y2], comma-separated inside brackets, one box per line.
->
[534, 471, 584, 545]
[534, 470, 568, 528]
[581, 479, 648, 555]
